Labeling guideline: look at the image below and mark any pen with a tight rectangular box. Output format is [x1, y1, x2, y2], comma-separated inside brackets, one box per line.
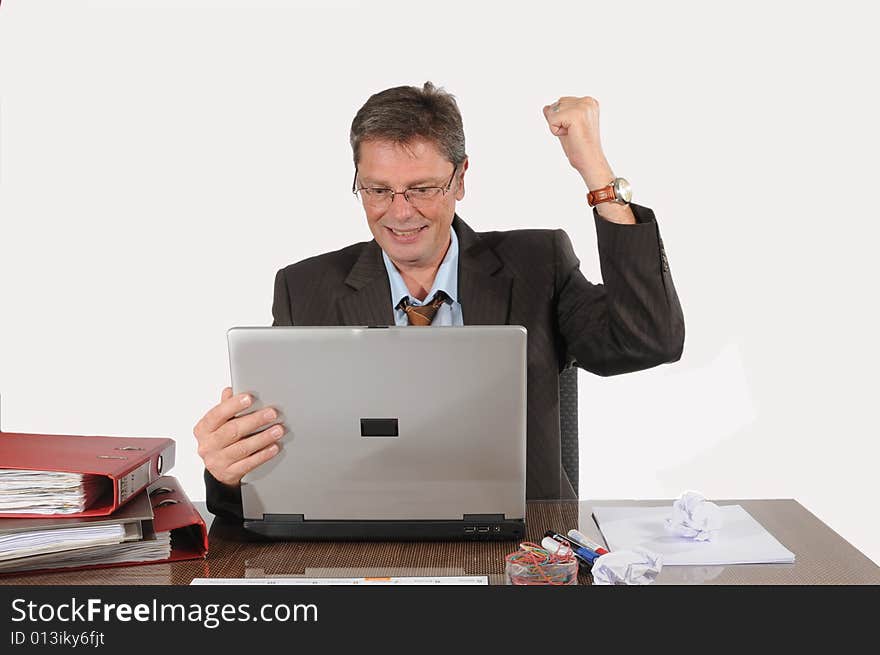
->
[540, 536, 595, 569]
[544, 531, 601, 565]
[566, 529, 609, 556]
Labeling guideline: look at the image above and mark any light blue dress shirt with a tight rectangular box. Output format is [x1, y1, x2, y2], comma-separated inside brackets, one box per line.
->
[381, 227, 464, 326]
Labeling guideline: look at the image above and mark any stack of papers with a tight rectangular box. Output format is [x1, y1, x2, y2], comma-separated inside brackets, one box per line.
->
[0, 532, 172, 573]
[0, 490, 172, 574]
[0, 524, 127, 561]
[0, 470, 108, 515]
[593, 505, 795, 566]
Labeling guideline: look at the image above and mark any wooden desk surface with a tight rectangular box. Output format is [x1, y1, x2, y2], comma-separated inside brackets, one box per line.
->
[2, 499, 877, 585]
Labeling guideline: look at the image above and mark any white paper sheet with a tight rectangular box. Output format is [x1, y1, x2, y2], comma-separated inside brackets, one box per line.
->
[665, 491, 723, 541]
[593, 505, 795, 566]
[591, 548, 664, 585]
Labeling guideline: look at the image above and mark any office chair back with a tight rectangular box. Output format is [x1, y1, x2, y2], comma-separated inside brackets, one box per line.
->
[559, 366, 579, 496]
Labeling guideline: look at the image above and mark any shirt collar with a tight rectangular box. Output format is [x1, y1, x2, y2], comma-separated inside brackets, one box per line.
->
[381, 227, 459, 308]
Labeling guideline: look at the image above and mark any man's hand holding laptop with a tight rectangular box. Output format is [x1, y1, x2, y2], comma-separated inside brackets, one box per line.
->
[193, 387, 284, 487]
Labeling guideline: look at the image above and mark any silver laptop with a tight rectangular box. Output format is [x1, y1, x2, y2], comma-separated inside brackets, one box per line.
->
[227, 326, 527, 540]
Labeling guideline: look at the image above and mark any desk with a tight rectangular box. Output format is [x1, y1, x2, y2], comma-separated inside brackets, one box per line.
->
[1, 499, 877, 585]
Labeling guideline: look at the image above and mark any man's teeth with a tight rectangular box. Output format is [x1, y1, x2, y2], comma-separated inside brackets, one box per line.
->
[391, 227, 424, 236]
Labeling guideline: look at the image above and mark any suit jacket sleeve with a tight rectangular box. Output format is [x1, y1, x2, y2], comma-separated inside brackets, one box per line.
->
[204, 267, 296, 520]
[555, 203, 684, 376]
[204, 469, 243, 520]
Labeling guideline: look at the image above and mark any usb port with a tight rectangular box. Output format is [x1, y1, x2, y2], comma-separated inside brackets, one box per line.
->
[478, 526, 490, 533]
[464, 526, 476, 534]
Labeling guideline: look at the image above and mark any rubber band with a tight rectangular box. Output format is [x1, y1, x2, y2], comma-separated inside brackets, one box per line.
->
[504, 541, 578, 585]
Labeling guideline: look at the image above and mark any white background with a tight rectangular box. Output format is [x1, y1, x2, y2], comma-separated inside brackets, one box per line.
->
[1, 1, 877, 564]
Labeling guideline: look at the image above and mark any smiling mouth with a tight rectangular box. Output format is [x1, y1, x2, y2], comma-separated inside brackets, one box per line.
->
[386, 226, 428, 237]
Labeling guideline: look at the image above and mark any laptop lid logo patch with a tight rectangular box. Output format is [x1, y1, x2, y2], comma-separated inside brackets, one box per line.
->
[360, 418, 399, 437]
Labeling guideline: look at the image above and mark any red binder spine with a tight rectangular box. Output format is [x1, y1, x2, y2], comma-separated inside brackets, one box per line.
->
[113, 442, 177, 507]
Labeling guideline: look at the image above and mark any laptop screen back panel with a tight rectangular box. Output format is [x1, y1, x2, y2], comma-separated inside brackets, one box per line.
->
[229, 326, 527, 525]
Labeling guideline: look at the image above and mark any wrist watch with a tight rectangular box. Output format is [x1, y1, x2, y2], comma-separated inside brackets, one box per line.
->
[587, 177, 632, 206]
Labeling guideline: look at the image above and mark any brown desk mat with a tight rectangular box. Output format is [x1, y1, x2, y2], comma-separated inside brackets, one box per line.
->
[218, 501, 585, 585]
[2, 500, 878, 585]
[0, 501, 582, 586]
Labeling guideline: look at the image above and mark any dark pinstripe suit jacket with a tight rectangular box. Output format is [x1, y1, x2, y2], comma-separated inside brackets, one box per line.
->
[205, 204, 684, 518]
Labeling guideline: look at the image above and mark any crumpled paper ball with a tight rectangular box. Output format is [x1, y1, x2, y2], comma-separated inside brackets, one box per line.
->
[591, 547, 663, 585]
[665, 490, 723, 541]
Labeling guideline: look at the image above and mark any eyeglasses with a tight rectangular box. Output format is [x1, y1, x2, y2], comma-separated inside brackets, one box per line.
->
[352, 165, 458, 210]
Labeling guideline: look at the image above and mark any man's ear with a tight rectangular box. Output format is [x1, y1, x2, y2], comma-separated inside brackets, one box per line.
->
[455, 158, 469, 201]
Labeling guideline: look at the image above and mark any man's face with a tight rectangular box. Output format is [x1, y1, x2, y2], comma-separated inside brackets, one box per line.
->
[356, 138, 466, 269]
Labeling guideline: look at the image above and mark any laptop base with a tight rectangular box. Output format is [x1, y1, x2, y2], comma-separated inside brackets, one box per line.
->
[243, 516, 526, 541]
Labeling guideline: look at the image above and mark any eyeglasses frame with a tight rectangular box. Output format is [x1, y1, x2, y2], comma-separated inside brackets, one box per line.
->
[352, 164, 460, 207]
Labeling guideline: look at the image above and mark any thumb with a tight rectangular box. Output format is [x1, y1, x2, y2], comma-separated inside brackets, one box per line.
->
[542, 105, 565, 135]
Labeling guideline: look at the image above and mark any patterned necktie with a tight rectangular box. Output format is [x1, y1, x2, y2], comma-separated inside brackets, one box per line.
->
[399, 291, 448, 326]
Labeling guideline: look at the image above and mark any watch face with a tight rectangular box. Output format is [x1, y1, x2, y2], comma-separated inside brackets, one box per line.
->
[614, 178, 632, 203]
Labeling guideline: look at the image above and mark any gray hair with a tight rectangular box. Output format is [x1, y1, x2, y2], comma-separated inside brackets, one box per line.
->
[350, 81, 467, 168]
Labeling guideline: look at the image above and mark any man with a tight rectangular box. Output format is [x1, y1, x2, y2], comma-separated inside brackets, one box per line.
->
[195, 82, 684, 519]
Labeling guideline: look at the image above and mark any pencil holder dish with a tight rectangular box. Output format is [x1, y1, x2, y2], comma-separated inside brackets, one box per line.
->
[505, 558, 579, 585]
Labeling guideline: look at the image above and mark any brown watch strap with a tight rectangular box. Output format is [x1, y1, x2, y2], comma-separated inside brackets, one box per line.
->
[587, 184, 616, 206]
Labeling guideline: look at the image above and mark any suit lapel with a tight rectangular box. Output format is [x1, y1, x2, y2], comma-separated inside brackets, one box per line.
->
[454, 216, 513, 325]
[338, 240, 395, 326]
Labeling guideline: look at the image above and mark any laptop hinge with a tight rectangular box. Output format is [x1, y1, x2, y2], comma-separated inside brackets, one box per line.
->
[263, 514, 510, 523]
[462, 513, 506, 521]
[262, 514, 305, 522]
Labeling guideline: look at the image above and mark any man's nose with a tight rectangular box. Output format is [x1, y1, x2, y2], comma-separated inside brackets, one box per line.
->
[387, 191, 417, 221]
